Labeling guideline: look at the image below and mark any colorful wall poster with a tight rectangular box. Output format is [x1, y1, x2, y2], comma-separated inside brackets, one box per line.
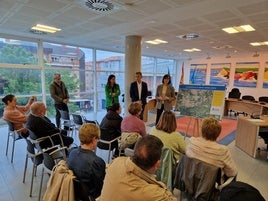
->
[263, 64, 268, 88]
[189, 64, 207, 85]
[233, 62, 259, 88]
[210, 63, 230, 86]
[175, 84, 226, 119]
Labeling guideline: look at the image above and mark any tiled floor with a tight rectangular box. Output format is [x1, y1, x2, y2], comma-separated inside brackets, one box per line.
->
[0, 113, 268, 201]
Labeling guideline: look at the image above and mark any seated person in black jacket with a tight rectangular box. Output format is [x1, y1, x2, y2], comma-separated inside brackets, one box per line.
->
[26, 102, 74, 149]
[99, 102, 122, 156]
[68, 123, 106, 199]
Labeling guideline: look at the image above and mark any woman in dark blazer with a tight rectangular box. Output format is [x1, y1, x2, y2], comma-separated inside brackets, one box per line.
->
[155, 74, 176, 125]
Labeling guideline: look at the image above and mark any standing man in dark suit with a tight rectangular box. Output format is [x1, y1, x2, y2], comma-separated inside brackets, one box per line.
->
[130, 72, 148, 120]
[50, 73, 69, 128]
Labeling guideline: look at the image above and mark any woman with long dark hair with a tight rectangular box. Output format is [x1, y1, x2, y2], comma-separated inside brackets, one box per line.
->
[105, 74, 121, 109]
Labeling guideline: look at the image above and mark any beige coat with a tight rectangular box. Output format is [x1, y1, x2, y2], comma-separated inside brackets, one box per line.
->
[155, 84, 176, 111]
[99, 157, 177, 201]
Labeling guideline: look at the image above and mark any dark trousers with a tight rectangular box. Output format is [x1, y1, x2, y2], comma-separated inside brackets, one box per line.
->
[139, 103, 146, 120]
[54, 103, 69, 128]
[155, 104, 164, 125]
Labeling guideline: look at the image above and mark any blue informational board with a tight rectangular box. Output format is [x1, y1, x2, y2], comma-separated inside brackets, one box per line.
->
[175, 84, 226, 118]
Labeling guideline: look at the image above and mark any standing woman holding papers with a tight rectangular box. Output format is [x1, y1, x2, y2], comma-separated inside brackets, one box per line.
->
[105, 74, 120, 109]
[155, 74, 176, 125]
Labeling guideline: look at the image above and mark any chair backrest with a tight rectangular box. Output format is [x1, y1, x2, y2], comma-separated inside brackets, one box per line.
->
[242, 95, 255, 101]
[59, 110, 70, 120]
[155, 147, 176, 191]
[228, 88, 241, 99]
[173, 155, 221, 201]
[72, 114, 84, 126]
[97, 128, 119, 150]
[25, 138, 44, 165]
[73, 179, 92, 201]
[5, 120, 15, 131]
[258, 96, 268, 103]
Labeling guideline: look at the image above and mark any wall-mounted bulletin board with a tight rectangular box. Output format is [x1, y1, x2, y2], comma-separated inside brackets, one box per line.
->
[234, 62, 259, 88]
[263, 62, 268, 88]
[210, 63, 230, 86]
[175, 84, 226, 119]
[189, 64, 207, 85]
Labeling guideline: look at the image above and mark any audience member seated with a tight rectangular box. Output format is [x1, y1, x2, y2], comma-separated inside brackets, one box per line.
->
[120, 102, 147, 150]
[2, 94, 35, 138]
[99, 135, 177, 201]
[68, 123, 106, 199]
[99, 102, 122, 156]
[26, 102, 74, 149]
[186, 117, 238, 182]
[150, 111, 185, 162]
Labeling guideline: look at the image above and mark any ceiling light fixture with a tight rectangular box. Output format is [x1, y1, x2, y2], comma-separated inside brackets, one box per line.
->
[177, 33, 200, 40]
[31, 24, 61, 33]
[222, 24, 255, 34]
[250, 41, 268, 46]
[225, 53, 231, 58]
[253, 51, 260, 57]
[183, 48, 201, 52]
[145, 39, 168, 45]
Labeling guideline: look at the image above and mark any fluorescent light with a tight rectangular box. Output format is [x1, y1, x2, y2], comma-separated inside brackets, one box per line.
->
[222, 25, 255, 34]
[222, 27, 239, 34]
[183, 48, 201, 52]
[240, 25, 255, 32]
[145, 39, 168, 45]
[250, 41, 268, 46]
[31, 24, 61, 33]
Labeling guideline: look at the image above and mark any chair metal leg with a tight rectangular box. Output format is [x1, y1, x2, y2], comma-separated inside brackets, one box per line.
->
[107, 144, 112, 163]
[11, 133, 16, 163]
[6, 132, 11, 156]
[23, 154, 28, 183]
[38, 167, 44, 201]
[29, 162, 36, 197]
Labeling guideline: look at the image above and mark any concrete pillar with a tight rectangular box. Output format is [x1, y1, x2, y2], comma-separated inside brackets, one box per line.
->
[124, 35, 142, 114]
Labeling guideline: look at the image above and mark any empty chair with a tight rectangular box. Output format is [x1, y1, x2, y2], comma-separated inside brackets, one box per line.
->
[242, 95, 255, 101]
[59, 109, 75, 136]
[72, 113, 97, 134]
[97, 128, 121, 163]
[5, 120, 24, 163]
[228, 88, 241, 99]
[258, 96, 268, 103]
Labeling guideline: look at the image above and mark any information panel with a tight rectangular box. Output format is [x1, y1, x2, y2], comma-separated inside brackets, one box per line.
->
[175, 84, 226, 118]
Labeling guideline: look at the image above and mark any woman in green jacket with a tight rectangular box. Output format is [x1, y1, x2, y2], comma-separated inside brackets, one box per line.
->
[105, 74, 121, 109]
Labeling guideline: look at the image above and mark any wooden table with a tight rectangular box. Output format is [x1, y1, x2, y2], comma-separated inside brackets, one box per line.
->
[236, 116, 268, 158]
[224, 98, 268, 116]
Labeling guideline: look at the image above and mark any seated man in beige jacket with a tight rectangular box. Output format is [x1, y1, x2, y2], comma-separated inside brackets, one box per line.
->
[99, 135, 177, 201]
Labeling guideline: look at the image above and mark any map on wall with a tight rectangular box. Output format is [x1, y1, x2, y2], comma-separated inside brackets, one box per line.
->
[234, 62, 259, 88]
[210, 63, 230, 86]
[189, 64, 207, 84]
[175, 84, 226, 119]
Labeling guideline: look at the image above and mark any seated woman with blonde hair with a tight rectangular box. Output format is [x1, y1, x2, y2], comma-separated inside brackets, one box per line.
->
[150, 111, 185, 161]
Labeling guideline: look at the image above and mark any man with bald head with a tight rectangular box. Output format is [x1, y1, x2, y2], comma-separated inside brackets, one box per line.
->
[99, 135, 177, 201]
[26, 102, 73, 149]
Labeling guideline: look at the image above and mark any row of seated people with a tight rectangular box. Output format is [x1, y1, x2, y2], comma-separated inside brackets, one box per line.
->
[228, 88, 268, 103]
[2, 94, 265, 200]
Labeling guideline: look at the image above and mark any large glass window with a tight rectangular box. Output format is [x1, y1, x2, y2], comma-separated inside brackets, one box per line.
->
[0, 38, 38, 65]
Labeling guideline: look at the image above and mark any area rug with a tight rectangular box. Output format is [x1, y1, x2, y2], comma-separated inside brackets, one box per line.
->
[147, 116, 237, 145]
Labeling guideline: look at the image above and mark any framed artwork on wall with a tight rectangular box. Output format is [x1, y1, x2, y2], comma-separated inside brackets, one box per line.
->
[233, 62, 259, 88]
[263, 62, 268, 88]
[189, 64, 207, 84]
[210, 63, 230, 86]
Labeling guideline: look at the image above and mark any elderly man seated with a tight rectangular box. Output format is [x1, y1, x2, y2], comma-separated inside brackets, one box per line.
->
[26, 101, 74, 149]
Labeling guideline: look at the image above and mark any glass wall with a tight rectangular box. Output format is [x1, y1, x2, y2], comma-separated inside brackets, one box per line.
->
[0, 35, 177, 124]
